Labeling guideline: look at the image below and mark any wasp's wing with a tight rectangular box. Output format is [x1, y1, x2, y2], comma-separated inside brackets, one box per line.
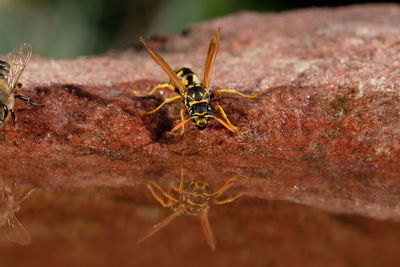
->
[5, 44, 32, 93]
[5, 212, 31, 245]
[201, 29, 220, 89]
[137, 209, 180, 244]
[200, 207, 216, 251]
[140, 37, 186, 95]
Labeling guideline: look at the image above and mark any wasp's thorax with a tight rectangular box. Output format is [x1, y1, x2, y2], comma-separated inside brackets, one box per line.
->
[166, 180, 212, 216]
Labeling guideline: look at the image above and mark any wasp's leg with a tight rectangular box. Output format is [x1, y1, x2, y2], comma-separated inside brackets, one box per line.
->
[187, 199, 209, 207]
[213, 104, 237, 131]
[169, 166, 186, 195]
[212, 89, 258, 99]
[15, 95, 43, 106]
[143, 95, 183, 115]
[178, 108, 187, 135]
[179, 167, 184, 191]
[180, 168, 184, 187]
[170, 108, 189, 135]
[213, 192, 243, 205]
[149, 181, 179, 203]
[212, 177, 237, 199]
[133, 83, 175, 97]
[210, 116, 236, 132]
[212, 178, 243, 204]
[147, 183, 176, 208]
[171, 117, 191, 133]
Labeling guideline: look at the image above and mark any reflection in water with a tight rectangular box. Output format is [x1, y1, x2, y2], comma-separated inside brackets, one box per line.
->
[0, 176, 399, 267]
[137, 169, 242, 250]
[0, 178, 35, 245]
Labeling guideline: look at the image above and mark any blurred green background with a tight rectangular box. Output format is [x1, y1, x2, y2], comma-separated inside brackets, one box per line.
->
[0, 0, 383, 58]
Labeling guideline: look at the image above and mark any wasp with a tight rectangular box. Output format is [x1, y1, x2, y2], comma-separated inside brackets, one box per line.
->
[137, 168, 242, 250]
[134, 29, 258, 134]
[0, 178, 35, 245]
[0, 44, 42, 128]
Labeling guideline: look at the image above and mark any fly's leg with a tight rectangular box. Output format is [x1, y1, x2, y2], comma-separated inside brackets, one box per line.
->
[11, 110, 16, 128]
[0, 104, 8, 124]
[15, 95, 43, 106]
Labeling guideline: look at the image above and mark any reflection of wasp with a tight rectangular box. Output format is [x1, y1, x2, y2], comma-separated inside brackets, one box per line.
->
[0, 179, 35, 245]
[134, 29, 258, 134]
[137, 169, 242, 250]
[0, 44, 42, 127]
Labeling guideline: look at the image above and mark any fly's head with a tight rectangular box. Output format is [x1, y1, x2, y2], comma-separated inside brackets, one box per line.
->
[0, 104, 8, 125]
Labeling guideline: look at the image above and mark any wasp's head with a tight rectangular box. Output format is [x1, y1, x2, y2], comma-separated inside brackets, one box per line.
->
[188, 103, 213, 130]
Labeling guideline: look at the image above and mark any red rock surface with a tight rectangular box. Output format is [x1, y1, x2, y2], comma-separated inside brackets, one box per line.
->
[1, 4, 400, 267]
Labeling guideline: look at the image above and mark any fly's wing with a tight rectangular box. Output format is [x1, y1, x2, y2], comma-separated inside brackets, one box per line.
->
[5, 44, 32, 93]
[5, 212, 31, 245]
[201, 29, 220, 89]
[137, 209, 181, 244]
[15, 186, 35, 204]
[140, 37, 186, 95]
[200, 207, 216, 251]
[0, 180, 5, 200]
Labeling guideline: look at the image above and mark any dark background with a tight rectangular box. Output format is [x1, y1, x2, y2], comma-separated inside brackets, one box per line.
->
[0, 0, 394, 58]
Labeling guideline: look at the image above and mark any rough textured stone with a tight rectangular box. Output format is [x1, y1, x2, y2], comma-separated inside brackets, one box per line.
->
[1, 4, 400, 266]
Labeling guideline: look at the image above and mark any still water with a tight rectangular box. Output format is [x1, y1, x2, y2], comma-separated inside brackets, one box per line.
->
[1, 167, 400, 267]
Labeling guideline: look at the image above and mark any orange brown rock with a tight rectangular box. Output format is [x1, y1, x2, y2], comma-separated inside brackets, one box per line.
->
[1, 4, 400, 266]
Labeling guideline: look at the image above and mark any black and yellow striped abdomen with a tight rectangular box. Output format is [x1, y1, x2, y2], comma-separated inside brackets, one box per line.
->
[172, 67, 200, 92]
